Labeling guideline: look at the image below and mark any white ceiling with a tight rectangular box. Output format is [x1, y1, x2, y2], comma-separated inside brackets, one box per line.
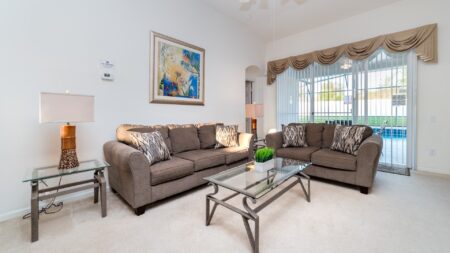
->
[201, 0, 401, 41]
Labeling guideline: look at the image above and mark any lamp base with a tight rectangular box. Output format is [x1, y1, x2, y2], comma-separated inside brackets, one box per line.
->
[59, 124, 79, 169]
[251, 118, 258, 140]
[59, 149, 79, 169]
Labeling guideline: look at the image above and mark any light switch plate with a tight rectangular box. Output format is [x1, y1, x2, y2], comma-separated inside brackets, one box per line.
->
[100, 60, 114, 81]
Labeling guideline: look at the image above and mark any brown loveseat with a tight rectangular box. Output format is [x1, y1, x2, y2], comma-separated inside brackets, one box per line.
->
[266, 123, 383, 194]
[104, 123, 254, 215]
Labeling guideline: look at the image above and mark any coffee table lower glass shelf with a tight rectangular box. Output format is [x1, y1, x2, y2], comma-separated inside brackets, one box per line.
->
[204, 158, 311, 253]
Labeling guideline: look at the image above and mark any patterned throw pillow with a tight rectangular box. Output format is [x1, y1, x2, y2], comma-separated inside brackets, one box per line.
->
[215, 125, 238, 148]
[330, 125, 368, 155]
[282, 124, 308, 148]
[129, 131, 171, 165]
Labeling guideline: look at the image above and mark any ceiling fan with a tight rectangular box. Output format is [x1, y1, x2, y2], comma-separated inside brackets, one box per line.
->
[239, 0, 305, 11]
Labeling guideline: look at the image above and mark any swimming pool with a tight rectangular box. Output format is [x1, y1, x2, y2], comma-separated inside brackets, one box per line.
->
[371, 127, 407, 139]
[371, 127, 407, 167]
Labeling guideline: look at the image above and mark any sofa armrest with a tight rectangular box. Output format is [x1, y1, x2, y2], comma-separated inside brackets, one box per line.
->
[238, 132, 255, 160]
[103, 141, 151, 208]
[355, 135, 383, 188]
[266, 132, 283, 152]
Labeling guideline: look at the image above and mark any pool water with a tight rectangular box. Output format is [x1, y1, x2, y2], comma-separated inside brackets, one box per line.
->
[371, 127, 407, 139]
[371, 127, 407, 167]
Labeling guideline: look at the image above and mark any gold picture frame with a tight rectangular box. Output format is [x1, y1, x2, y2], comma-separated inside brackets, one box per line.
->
[150, 32, 205, 105]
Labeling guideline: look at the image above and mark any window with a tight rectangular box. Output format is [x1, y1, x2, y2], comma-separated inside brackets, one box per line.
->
[276, 48, 417, 171]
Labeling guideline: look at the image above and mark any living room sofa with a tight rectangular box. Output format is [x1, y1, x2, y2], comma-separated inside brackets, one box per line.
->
[266, 123, 383, 194]
[104, 123, 254, 215]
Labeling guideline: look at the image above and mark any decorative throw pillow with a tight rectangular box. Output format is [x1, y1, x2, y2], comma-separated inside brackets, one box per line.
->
[330, 125, 368, 155]
[282, 124, 308, 148]
[127, 126, 172, 153]
[215, 125, 238, 148]
[196, 124, 217, 149]
[129, 131, 171, 165]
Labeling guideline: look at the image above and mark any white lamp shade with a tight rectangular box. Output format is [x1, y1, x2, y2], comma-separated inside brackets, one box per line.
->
[245, 104, 264, 118]
[39, 92, 95, 123]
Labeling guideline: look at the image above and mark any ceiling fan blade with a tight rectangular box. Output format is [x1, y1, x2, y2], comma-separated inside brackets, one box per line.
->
[280, 0, 306, 5]
[240, 2, 252, 11]
[260, 0, 269, 9]
[294, 0, 306, 5]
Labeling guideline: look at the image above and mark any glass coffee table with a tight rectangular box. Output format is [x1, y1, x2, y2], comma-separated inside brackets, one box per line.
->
[204, 158, 311, 253]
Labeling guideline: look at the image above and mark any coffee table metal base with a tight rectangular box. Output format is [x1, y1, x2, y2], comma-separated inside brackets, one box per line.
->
[206, 172, 310, 253]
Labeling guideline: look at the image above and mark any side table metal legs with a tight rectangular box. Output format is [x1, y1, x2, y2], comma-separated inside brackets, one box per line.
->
[31, 182, 39, 242]
[95, 171, 107, 217]
[29, 169, 107, 242]
[94, 172, 99, 204]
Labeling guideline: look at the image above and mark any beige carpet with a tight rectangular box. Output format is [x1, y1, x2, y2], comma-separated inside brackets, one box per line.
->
[1, 171, 450, 253]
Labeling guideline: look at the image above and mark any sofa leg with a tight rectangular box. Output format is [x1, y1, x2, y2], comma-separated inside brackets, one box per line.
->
[134, 206, 146, 216]
[360, 186, 369, 194]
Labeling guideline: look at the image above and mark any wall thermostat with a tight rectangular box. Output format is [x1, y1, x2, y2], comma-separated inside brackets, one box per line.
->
[100, 60, 115, 81]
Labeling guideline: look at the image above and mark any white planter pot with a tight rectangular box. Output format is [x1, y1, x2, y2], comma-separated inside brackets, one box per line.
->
[255, 159, 275, 172]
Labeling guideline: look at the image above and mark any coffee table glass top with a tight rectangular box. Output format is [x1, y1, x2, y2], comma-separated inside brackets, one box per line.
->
[23, 160, 109, 182]
[204, 158, 311, 199]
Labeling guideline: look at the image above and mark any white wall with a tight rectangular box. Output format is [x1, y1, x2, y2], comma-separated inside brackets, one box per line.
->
[264, 0, 450, 174]
[0, 0, 265, 220]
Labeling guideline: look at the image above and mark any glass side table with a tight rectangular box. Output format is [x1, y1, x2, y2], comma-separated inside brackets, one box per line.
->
[22, 159, 109, 242]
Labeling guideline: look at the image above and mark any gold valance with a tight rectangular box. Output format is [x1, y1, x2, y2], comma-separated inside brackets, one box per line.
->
[267, 23, 437, 84]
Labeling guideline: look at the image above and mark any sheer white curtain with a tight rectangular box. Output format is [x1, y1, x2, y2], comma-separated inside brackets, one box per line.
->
[276, 48, 417, 170]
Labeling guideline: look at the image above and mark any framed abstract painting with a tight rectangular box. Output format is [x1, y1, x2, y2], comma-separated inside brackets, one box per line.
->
[150, 32, 205, 105]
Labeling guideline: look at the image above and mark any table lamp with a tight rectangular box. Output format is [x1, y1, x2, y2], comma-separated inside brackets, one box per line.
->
[245, 103, 264, 140]
[39, 92, 95, 169]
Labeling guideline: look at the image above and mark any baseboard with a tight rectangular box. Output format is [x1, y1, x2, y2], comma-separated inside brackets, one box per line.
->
[413, 168, 450, 178]
[0, 187, 111, 223]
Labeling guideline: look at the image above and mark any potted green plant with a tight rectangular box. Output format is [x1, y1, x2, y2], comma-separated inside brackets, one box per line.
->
[255, 147, 275, 172]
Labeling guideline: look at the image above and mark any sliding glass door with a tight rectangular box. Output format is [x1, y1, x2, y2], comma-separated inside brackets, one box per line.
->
[276, 48, 416, 172]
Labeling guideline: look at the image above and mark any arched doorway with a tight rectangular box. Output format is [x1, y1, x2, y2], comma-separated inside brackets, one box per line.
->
[245, 65, 264, 139]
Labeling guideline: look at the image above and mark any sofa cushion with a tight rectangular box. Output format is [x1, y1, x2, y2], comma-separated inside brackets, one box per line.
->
[282, 124, 308, 147]
[117, 124, 172, 153]
[216, 147, 249, 164]
[169, 126, 201, 154]
[311, 149, 357, 171]
[167, 124, 195, 129]
[331, 125, 369, 155]
[150, 157, 194, 186]
[129, 131, 171, 165]
[323, 124, 373, 149]
[174, 149, 226, 171]
[322, 124, 336, 148]
[358, 125, 373, 140]
[305, 123, 324, 147]
[131, 126, 172, 153]
[288, 123, 323, 147]
[196, 124, 217, 149]
[275, 147, 320, 162]
[215, 125, 238, 148]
